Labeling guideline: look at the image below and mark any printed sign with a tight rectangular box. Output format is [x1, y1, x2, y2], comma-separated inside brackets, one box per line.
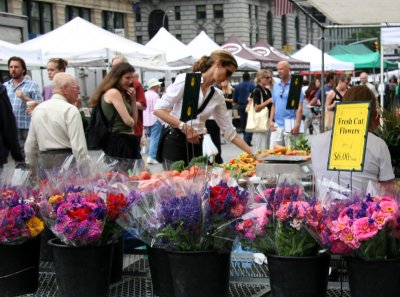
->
[180, 73, 201, 122]
[328, 102, 371, 171]
[286, 74, 303, 110]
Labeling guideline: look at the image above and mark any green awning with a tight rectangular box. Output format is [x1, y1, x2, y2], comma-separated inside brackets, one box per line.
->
[329, 44, 398, 70]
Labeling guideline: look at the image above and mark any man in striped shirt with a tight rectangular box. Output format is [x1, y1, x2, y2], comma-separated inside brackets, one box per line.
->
[3, 56, 43, 155]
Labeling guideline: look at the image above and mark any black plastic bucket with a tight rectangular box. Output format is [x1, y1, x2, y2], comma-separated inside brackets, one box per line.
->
[49, 238, 114, 297]
[168, 250, 231, 297]
[40, 227, 55, 262]
[148, 247, 174, 297]
[346, 257, 400, 297]
[0, 237, 41, 297]
[267, 253, 330, 297]
[110, 236, 124, 284]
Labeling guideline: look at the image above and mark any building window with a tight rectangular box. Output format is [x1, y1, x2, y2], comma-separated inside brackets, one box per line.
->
[255, 6, 258, 20]
[176, 34, 181, 41]
[248, 5, 252, 19]
[102, 11, 124, 32]
[135, 11, 141, 22]
[295, 16, 300, 49]
[196, 5, 206, 19]
[256, 33, 259, 42]
[137, 36, 142, 44]
[267, 11, 273, 45]
[148, 9, 164, 39]
[133, 3, 141, 22]
[215, 32, 224, 45]
[65, 6, 91, 22]
[213, 4, 223, 19]
[175, 6, 180, 20]
[0, 0, 7, 12]
[23, 0, 53, 37]
[281, 15, 287, 46]
[249, 32, 252, 47]
[310, 22, 314, 44]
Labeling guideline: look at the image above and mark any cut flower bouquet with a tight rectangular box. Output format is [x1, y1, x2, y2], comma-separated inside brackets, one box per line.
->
[315, 180, 400, 260]
[0, 185, 45, 245]
[236, 175, 322, 257]
[119, 172, 250, 252]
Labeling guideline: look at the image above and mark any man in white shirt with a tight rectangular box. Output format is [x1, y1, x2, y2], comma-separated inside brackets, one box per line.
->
[25, 72, 89, 169]
[360, 72, 379, 99]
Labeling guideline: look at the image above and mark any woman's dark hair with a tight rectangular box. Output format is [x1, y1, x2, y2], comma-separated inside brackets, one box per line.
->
[48, 58, 68, 72]
[305, 78, 320, 99]
[8, 56, 27, 76]
[192, 50, 238, 73]
[89, 62, 135, 107]
[342, 85, 377, 118]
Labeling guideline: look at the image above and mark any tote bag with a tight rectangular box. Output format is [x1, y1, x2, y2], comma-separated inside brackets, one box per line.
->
[245, 99, 269, 133]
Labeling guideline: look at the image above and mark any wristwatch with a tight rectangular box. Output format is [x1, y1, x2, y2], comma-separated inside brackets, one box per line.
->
[178, 122, 185, 131]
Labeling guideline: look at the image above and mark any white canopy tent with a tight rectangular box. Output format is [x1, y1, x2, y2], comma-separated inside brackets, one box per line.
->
[306, 0, 400, 25]
[19, 17, 184, 71]
[292, 44, 354, 72]
[146, 27, 194, 67]
[0, 40, 43, 66]
[187, 31, 260, 71]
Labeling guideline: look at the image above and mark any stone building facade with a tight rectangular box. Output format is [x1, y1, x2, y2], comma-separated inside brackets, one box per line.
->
[1, 0, 356, 53]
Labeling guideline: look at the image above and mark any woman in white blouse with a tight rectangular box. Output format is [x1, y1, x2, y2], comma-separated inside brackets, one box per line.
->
[154, 50, 253, 165]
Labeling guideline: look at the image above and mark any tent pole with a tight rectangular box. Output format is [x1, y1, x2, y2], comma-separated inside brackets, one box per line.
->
[320, 29, 326, 133]
[380, 39, 384, 111]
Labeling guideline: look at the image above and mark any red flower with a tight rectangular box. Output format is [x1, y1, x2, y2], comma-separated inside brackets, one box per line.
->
[106, 193, 127, 221]
[69, 207, 91, 222]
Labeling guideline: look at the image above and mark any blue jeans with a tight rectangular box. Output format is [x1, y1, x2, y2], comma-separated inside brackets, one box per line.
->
[146, 120, 162, 159]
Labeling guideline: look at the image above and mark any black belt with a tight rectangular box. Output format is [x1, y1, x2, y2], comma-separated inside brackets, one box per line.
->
[40, 148, 72, 154]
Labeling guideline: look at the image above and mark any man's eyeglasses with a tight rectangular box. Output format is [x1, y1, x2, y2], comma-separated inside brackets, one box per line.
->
[224, 67, 233, 78]
[280, 88, 285, 98]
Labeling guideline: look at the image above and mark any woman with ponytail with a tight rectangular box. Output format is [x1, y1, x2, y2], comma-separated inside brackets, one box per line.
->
[154, 50, 254, 166]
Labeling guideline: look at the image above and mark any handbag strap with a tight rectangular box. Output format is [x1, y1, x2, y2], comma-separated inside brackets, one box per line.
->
[99, 100, 117, 131]
[197, 86, 215, 115]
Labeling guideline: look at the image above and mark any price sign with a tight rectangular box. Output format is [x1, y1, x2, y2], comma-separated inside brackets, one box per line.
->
[328, 102, 371, 171]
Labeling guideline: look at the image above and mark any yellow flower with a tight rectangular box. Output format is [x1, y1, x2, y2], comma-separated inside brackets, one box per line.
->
[27, 216, 45, 237]
[48, 194, 63, 205]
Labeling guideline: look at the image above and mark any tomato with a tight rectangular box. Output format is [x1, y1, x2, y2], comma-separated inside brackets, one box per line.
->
[172, 170, 180, 177]
[151, 173, 161, 180]
[189, 165, 200, 174]
[139, 171, 151, 180]
[180, 170, 190, 178]
[129, 175, 139, 181]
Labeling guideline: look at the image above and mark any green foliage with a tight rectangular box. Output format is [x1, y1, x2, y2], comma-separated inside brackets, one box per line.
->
[170, 160, 185, 172]
[378, 109, 400, 163]
[274, 221, 318, 257]
[290, 135, 311, 152]
[157, 222, 203, 251]
[346, 28, 380, 51]
[188, 156, 208, 168]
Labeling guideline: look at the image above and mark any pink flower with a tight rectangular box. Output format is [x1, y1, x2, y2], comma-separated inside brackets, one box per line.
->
[338, 228, 360, 249]
[231, 203, 245, 217]
[330, 216, 351, 234]
[352, 217, 378, 241]
[330, 238, 352, 255]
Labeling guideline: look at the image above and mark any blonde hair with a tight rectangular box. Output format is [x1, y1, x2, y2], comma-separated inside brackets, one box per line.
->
[111, 55, 128, 67]
[192, 50, 238, 73]
[48, 58, 68, 72]
[254, 69, 274, 88]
